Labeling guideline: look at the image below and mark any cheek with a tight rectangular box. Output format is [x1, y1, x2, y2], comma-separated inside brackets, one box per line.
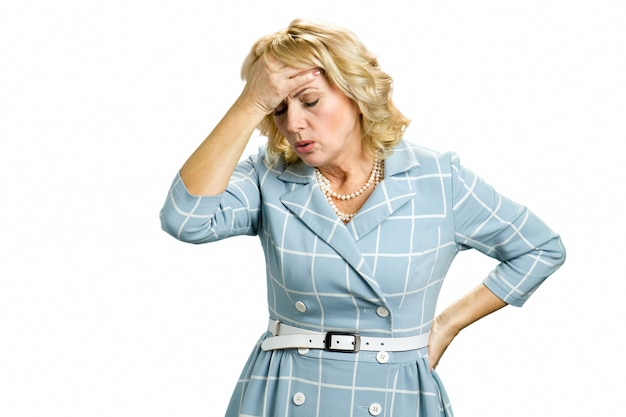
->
[316, 101, 346, 125]
[322, 104, 357, 130]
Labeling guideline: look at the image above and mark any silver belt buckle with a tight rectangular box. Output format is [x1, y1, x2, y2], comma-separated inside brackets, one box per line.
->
[325, 332, 361, 352]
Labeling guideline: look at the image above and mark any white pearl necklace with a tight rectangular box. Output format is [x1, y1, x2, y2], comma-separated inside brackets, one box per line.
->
[315, 158, 384, 223]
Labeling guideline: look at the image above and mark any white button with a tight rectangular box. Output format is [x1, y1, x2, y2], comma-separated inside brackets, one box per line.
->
[369, 402, 382, 416]
[298, 347, 310, 355]
[376, 306, 390, 318]
[293, 392, 306, 406]
[295, 301, 307, 313]
[376, 351, 389, 364]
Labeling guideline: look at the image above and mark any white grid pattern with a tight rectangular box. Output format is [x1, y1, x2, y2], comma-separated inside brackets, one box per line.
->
[160, 141, 565, 417]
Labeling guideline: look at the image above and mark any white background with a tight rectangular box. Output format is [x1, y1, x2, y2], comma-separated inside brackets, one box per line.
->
[1, 1, 624, 416]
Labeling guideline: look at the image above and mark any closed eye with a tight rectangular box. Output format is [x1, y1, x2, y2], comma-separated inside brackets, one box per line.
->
[304, 98, 319, 108]
[273, 98, 319, 117]
[273, 104, 287, 116]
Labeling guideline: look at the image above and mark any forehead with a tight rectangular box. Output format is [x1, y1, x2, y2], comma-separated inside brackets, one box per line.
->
[292, 75, 339, 98]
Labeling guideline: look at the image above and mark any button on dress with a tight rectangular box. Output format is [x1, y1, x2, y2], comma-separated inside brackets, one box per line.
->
[160, 141, 566, 416]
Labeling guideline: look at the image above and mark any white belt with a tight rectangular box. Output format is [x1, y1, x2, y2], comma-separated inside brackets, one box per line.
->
[261, 319, 430, 353]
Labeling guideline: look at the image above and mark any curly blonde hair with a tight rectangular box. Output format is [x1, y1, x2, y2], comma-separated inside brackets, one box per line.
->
[241, 18, 410, 164]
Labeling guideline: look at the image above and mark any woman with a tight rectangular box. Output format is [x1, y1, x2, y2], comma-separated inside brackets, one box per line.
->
[160, 18, 565, 417]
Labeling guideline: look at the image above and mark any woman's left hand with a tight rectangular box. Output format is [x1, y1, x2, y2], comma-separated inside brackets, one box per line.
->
[427, 284, 507, 370]
[427, 315, 459, 370]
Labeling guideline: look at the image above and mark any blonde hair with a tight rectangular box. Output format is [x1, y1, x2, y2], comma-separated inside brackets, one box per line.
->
[241, 18, 410, 164]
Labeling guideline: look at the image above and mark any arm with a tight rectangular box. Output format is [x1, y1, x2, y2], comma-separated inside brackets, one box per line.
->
[179, 99, 265, 196]
[427, 153, 566, 369]
[179, 54, 320, 196]
[428, 284, 506, 370]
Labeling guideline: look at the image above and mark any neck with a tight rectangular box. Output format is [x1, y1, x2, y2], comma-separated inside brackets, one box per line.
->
[316, 153, 374, 183]
[315, 158, 383, 201]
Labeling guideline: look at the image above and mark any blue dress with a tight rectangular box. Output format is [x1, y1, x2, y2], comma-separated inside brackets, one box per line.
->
[160, 141, 565, 417]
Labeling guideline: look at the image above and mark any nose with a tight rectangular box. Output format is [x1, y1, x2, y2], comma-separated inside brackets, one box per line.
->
[285, 104, 306, 133]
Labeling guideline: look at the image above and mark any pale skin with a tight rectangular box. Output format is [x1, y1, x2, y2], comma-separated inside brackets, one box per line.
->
[179, 54, 319, 196]
[428, 285, 506, 370]
[178, 52, 507, 370]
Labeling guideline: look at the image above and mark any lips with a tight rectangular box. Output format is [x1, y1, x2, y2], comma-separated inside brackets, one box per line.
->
[293, 140, 315, 153]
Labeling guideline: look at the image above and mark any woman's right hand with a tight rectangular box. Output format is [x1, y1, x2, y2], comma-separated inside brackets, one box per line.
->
[178, 54, 319, 196]
[238, 53, 320, 115]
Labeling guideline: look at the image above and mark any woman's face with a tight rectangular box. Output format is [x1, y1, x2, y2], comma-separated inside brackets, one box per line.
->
[273, 75, 362, 168]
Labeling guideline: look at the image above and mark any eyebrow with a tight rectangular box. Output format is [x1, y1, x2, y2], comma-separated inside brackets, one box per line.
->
[290, 87, 318, 99]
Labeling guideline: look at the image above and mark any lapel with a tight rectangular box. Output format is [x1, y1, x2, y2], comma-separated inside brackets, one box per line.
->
[277, 141, 421, 298]
[278, 163, 367, 274]
[344, 144, 419, 240]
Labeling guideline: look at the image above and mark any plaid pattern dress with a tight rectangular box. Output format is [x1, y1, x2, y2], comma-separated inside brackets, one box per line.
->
[160, 140, 566, 417]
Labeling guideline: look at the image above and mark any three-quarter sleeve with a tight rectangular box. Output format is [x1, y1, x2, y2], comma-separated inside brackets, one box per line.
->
[449, 153, 566, 306]
[159, 154, 263, 244]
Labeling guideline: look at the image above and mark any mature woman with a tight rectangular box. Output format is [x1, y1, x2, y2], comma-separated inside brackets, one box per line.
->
[160, 18, 565, 417]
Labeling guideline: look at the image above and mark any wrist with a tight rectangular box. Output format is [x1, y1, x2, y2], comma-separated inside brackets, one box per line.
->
[234, 92, 272, 119]
[434, 284, 507, 335]
[433, 312, 462, 337]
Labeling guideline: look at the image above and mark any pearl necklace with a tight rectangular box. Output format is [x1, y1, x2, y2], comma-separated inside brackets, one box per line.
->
[315, 158, 384, 223]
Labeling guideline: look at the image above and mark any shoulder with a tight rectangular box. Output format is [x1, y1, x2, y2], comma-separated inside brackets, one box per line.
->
[387, 139, 460, 175]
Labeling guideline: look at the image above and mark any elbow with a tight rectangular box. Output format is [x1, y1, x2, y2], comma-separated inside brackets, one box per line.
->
[160, 209, 215, 244]
[556, 238, 567, 268]
[159, 209, 182, 240]
[542, 234, 567, 271]
[159, 175, 220, 244]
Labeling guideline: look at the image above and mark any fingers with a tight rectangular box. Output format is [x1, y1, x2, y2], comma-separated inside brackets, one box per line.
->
[427, 343, 439, 370]
[263, 53, 320, 88]
[286, 68, 321, 97]
[427, 324, 450, 371]
[243, 54, 322, 114]
[288, 66, 322, 80]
